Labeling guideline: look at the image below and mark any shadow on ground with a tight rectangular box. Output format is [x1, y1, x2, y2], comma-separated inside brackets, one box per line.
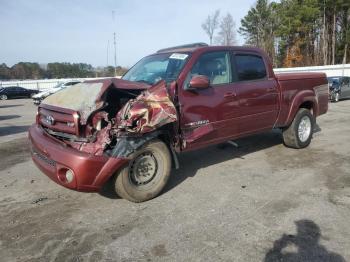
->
[164, 130, 283, 193]
[100, 130, 283, 199]
[0, 115, 21, 121]
[264, 220, 345, 262]
[0, 104, 24, 109]
[0, 137, 30, 170]
[0, 125, 30, 136]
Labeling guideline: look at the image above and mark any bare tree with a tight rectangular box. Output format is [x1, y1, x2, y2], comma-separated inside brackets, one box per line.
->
[201, 10, 220, 45]
[216, 13, 237, 46]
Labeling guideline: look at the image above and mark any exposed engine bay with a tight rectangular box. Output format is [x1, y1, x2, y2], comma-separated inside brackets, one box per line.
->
[38, 79, 178, 157]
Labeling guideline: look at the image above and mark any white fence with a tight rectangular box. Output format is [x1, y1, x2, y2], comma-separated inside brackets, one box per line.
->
[274, 64, 350, 77]
[1, 64, 349, 91]
[0, 78, 96, 91]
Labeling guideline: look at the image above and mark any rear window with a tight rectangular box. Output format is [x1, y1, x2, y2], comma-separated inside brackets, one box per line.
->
[235, 54, 267, 81]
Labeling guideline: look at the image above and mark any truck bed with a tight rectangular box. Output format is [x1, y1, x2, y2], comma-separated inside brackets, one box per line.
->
[274, 72, 329, 127]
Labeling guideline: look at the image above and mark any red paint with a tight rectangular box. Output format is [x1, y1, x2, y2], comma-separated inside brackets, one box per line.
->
[29, 45, 328, 193]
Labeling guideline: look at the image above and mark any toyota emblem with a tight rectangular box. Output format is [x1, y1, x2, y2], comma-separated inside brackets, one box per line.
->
[45, 115, 55, 125]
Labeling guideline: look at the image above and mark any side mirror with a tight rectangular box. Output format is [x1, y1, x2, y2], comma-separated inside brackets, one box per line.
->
[189, 75, 210, 89]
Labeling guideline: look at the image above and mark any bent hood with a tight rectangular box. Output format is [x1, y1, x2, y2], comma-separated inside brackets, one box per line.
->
[41, 78, 150, 123]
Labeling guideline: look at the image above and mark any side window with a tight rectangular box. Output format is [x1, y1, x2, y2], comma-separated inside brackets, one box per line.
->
[234, 54, 267, 81]
[189, 51, 231, 85]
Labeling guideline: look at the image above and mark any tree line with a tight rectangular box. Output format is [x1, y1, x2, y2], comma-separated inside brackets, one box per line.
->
[202, 11, 237, 46]
[203, 0, 350, 67]
[0, 62, 128, 80]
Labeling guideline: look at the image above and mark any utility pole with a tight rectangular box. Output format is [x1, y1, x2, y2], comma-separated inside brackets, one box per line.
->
[113, 32, 117, 76]
[107, 40, 109, 67]
[112, 10, 117, 76]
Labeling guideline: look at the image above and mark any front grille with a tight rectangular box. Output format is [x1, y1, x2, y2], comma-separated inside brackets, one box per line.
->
[32, 147, 56, 167]
[38, 106, 78, 135]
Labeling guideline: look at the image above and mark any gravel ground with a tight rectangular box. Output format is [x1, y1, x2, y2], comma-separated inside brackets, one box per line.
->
[0, 98, 349, 262]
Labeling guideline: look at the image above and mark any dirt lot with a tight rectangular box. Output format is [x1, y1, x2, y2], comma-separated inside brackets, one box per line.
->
[0, 98, 349, 262]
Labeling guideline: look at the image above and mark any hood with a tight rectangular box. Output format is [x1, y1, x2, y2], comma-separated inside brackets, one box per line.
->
[41, 78, 150, 123]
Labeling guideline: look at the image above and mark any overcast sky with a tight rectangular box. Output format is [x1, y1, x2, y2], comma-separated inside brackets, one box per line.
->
[0, 0, 256, 67]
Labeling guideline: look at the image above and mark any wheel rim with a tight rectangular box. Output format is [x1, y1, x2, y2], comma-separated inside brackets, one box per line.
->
[298, 116, 312, 142]
[0, 95, 7, 100]
[129, 152, 158, 186]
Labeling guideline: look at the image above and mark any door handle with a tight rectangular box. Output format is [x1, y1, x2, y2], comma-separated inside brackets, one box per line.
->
[267, 87, 275, 92]
[224, 92, 236, 98]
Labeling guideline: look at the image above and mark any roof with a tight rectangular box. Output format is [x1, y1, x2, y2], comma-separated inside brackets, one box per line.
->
[156, 43, 208, 53]
[156, 43, 266, 55]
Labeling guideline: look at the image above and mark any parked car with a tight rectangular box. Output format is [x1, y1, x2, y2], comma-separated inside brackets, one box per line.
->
[0, 86, 39, 100]
[327, 76, 350, 102]
[29, 43, 328, 202]
[32, 80, 81, 105]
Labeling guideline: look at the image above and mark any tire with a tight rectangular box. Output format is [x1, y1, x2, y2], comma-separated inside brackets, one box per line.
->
[282, 108, 314, 149]
[0, 94, 8, 100]
[114, 139, 171, 202]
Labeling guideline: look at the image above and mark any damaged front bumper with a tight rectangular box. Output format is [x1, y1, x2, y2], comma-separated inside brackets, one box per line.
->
[28, 124, 129, 192]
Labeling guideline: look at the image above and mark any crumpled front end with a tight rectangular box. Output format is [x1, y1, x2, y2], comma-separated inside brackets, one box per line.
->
[116, 80, 177, 134]
[30, 78, 179, 191]
[39, 79, 178, 156]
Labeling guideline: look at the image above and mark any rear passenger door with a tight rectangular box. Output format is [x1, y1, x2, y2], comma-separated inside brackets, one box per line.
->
[232, 53, 279, 135]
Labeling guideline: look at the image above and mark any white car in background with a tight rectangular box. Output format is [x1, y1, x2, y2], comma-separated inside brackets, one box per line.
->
[32, 80, 81, 105]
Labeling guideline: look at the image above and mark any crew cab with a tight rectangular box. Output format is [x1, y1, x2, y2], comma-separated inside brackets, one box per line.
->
[28, 43, 329, 202]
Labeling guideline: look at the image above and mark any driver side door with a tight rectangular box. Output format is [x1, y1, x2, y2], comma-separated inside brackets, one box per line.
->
[178, 51, 239, 151]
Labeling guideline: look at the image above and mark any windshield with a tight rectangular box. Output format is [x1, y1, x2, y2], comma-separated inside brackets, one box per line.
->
[122, 53, 190, 85]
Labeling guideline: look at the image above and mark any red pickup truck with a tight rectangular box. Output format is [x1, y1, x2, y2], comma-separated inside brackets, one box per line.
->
[28, 43, 328, 202]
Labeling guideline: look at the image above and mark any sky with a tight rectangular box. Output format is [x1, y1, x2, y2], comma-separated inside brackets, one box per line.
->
[0, 0, 256, 68]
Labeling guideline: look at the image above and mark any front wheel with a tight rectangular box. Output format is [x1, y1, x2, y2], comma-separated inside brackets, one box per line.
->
[282, 108, 314, 149]
[0, 94, 8, 100]
[113, 139, 171, 202]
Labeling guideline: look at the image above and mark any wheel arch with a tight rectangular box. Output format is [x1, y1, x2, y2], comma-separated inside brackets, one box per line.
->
[154, 127, 180, 169]
[285, 91, 318, 127]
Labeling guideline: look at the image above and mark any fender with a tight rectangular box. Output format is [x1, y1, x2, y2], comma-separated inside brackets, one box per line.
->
[284, 89, 318, 126]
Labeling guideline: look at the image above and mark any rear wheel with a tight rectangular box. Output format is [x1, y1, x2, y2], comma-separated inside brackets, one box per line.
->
[114, 139, 171, 202]
[0, 95, 8, 100]
[282, 108, 314, 149]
